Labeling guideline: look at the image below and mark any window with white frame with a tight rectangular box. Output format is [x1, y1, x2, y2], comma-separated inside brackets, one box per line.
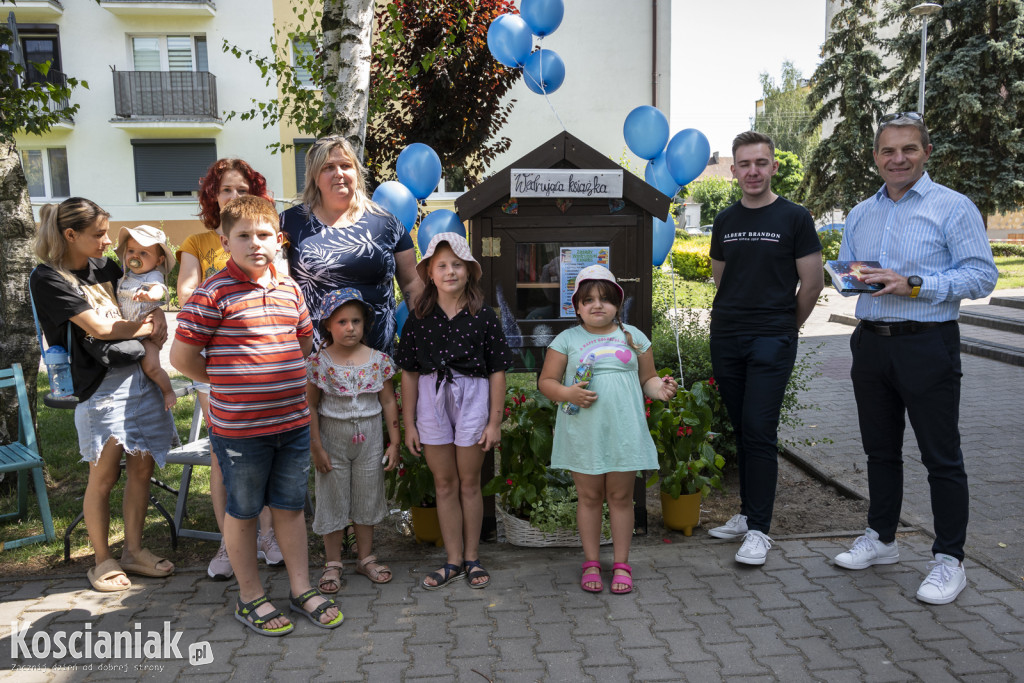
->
[21, 148, 70, 200]
[131, 139, 216, 202]
[131, 35, 208, 72]
[292, 36, 316, 88]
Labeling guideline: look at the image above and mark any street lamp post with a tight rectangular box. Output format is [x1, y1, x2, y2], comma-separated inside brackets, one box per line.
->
[910, 3, 942, 115]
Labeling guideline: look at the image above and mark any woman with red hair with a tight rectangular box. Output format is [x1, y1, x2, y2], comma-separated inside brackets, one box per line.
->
[176, 158, 282, 582]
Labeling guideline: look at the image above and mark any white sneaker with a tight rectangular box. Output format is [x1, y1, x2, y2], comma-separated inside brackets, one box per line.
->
[207, 540, 233, 581]
[735, 530, 772, 566]
[834, 528, 899, 570]
[708, 513, 748, 540]
[916, 554, 967, 605]
[257, 529, 284, 566]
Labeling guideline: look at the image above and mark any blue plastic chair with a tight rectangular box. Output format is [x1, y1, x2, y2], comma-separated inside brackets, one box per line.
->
[0, 363, 56, 549]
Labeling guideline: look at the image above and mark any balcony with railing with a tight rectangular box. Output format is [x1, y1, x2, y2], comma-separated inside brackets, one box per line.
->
[20, 67, 74, 126]
[100, 0, 215, 17]
[110, 70, 222, 129]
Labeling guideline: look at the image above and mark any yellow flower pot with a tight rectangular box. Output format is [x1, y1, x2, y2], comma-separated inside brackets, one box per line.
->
[660, 491, 702, 536]
[410, 505, 444, 546]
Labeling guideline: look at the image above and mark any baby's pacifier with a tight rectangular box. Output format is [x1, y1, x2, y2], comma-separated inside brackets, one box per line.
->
[127, 257, 143, 270]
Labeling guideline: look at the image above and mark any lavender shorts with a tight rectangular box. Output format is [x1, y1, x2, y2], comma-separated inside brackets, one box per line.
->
[416, 371, 490, 447]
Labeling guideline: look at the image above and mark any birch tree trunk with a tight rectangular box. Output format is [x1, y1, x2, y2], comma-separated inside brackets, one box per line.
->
[321, 0, 376, 158]
[0, 140, 41, 436]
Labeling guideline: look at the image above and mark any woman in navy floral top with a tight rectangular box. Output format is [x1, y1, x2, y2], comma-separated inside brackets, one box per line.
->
[281, 136, 423, 356]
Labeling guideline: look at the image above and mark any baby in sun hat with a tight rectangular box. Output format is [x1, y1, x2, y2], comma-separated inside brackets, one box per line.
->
[115, 224, 177, 409]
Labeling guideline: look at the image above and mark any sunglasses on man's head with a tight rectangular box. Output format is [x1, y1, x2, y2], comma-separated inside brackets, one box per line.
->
[880, 111, 924, 123]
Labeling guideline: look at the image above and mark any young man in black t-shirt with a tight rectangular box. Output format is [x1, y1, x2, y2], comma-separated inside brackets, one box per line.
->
[706, 131, 824, 566]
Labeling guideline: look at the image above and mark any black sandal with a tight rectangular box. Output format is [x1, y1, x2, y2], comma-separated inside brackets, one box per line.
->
[234, 595, 294, 637]
[464, 560, 490, 589]
[421, 563, 465, 590]
[289, 588, 344, 629]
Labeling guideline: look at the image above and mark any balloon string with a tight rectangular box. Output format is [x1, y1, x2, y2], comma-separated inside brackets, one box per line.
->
[525, 38, 567, 132]
[669, 257, 684, 385]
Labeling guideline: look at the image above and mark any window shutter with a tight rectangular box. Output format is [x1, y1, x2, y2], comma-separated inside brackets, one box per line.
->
[131, 139, 216, 193]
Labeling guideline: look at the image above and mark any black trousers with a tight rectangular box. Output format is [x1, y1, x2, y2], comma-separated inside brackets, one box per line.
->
[850, 322, 968, 560]
[710, 334, 798, 534]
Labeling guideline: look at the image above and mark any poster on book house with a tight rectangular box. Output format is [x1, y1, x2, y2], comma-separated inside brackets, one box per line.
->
[559, 246, 611, 317]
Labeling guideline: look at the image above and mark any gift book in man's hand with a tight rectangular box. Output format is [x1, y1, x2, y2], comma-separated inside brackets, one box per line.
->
[825, 260, 885, 294]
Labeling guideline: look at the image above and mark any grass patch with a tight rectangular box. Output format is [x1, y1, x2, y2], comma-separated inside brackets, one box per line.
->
[994, 255, 1024, 290]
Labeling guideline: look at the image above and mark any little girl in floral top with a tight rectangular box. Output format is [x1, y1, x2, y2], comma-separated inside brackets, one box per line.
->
[307, 288, 400, 591]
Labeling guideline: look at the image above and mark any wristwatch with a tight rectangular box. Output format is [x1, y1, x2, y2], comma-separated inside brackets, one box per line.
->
[907, 275, 923, 298]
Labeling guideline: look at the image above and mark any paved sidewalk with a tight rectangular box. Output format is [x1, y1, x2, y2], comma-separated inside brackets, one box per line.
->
[781, 289, 1024, 586]
[2, 531, 1023, 681]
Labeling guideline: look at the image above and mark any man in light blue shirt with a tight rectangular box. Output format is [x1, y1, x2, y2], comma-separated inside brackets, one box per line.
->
[832, 113, 997, 605]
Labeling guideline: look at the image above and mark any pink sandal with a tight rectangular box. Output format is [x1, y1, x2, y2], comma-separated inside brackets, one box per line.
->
[610, 562, 633, 594]
[580, 561, 603, 593]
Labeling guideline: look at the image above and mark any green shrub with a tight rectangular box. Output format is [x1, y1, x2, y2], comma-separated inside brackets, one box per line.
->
[818, 229, 843, 286]
[669, 237, 713, 281]
[991, 242, 1024, 257]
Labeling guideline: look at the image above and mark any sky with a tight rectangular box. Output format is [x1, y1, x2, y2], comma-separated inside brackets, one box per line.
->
[669, 0, 827, 157]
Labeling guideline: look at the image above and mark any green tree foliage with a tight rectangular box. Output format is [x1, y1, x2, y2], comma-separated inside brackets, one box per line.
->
[364, 0, 519, 187]
[753, 61, 819, 161]
[883, 0, 1024, 219]
[772, 149, 805, 201]
[223, 0, 519, 187]
[685, 176, 739, 225]
[801, 0, 885, 218]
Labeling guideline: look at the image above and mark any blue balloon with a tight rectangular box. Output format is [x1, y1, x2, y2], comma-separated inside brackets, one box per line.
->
[665, 128, 712, 187]
[395, 300, 410, 340]
[652, 216, 676, 267]
[487, 14, 533, 68]
[416, 209, 466, 255]
[396, 143, 443, 200]
[372, 181, 419, 231]
[522, 48, 565, 95]
[644, 151, 680, 199]
[623, 106, 670, 161]
[521, 0, 564, 37]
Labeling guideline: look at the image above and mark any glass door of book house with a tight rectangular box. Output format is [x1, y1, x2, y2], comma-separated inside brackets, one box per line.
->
[485, 218, 644, 372]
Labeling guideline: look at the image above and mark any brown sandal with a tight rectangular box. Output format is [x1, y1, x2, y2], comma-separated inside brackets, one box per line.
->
[354, 555, 392, 584]
[318, 561, 343, 594]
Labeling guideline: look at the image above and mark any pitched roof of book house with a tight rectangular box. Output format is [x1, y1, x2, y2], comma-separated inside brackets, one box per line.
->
[455, 131, 672, 221]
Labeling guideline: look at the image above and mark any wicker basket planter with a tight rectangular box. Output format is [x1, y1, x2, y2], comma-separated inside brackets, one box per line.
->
[497, 505, 612, 548]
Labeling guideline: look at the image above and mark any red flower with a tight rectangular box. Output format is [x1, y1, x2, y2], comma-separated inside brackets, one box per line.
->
[519, 393, 526, 403]
[398, 468, 406, 476]
[504, 407, 511, 417]
[645, 409, 651, 417]
[677, 426, 685, 437]
[505, 478, 513, 486]
[708, 377, 717, 388]
[645, 397, 652, 404]
[686, 427, 693, 436]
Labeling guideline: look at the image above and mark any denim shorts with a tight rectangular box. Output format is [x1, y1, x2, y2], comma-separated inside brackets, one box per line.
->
[415, 371, 490, 447]
[210, 426, 311, 519]
[74, 363, 179, 467]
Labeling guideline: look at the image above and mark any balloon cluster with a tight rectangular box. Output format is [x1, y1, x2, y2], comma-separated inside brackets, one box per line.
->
[487, 0, 566, 95]
[622, 106, 712, 266]
[371, 142, 468, 338]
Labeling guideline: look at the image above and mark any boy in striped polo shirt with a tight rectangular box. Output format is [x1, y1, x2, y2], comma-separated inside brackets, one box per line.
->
[171, 195, 342, 636]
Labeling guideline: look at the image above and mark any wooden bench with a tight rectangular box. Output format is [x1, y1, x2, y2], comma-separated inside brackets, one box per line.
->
[0, 364, 56, 550]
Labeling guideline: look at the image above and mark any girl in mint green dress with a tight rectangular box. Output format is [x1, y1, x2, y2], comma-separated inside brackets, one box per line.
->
[538, 265, 677, 595]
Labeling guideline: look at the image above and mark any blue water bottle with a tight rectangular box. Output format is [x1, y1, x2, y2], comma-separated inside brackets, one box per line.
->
[44, 346, 74, 398]
[560, 353, 596, 415]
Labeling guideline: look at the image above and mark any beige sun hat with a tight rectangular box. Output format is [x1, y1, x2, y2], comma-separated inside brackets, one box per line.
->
[570, 264, 624, 308]
[115, 224, 176, 275]
[415, 232, 482, 285]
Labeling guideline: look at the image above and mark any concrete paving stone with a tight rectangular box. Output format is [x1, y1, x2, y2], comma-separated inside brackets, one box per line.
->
[358, 629, 409, 663]
[660, 629, 717, 664]
[842, 645, 926, 682]
[445, 603, 493, 628]
[638, 603, 699, 633]
[987, 588, 1024, 617]
[224, 654, 279, 681]
[491, 668, 551, 682]
[734, 625, 801, 658]
[405, 643, 456, 678]
[368, 605, 422, 630]
[917, 638, 1006, 677]
[535, 651, 591, 683]
[814, 615, 885, 650]
[620, 645, 683, 681]
[703, 574, 757, 603]
[783, 635, 856, 671]
[963, 603, 1024, 634]
[602, 596, 646, 621]
[574, 633, 630, 667]
[568, 606, 616, 636]
[670, 660, 723, 681]
[890, 609, 979, 644]
[405, 622, 454, 646]
[529, 620, 579, 654]
[317, 644, 368, 673]
[767, 607, 826, 639]
[275, 632, 330, 667]
[704, 641, 772, 677]
[485, 608, 531, 639]
[491, 636, 541, 667]
[658, 568, 710, 592]
[672, 588, 727, 615]
[713, 596, 774, 628]
[760, 567, 820, 595]
[745, 581, 801, 610]
[978, 649, 1024, 677]
[357, 662, 409, 681]
[608, 618, 662, 649]
[870, 625, 947, 663]
[789, 588, 852, 620]
[448, 656, 500, 683]
[174, 672, 233, 682]
[400, 594, 454, 617]
[895, 657, 965, 683]
[787, 553, 848, 580]
[449, 624, 494, 656]
[689, 613, 747, 645]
